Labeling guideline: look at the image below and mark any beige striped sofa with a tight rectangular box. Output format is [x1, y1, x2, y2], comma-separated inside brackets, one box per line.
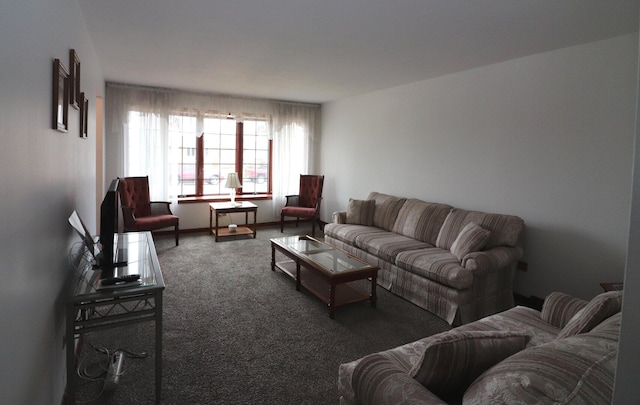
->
[324, 192, 525, 325]
[339, 290, 623, 405]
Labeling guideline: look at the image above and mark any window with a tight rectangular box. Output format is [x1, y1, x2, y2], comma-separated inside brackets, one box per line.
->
[110, 83, 319, 204]
[164, 113, 271, 198]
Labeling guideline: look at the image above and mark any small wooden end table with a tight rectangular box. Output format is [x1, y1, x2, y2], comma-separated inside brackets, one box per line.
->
[209, 201, 258, 242]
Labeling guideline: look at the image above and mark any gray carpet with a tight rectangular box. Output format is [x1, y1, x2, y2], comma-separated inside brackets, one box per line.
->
[74, 224, 450, 404]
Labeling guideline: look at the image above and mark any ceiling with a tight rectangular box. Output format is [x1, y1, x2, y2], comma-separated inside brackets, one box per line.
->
[78, 0, 639, 104]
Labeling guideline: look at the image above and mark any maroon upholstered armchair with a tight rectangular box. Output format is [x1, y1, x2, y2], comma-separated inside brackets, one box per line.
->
[118, 176, 180, 245]
[280, 175, 324, 236]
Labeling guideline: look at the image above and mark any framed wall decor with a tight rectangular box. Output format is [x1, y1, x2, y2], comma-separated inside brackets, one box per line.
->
[52, 58, 69, 132]
[80, 92, 88, 138]
[69, 49, 81, 109]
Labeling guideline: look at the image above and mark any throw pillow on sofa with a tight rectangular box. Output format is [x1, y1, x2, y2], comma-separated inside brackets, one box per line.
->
[540, 291, 588, 329]
[409, 330, 529, 397]
[346, 198, 376, 226]
[556, 291, 623, 339]
[450, 222, 491, 260]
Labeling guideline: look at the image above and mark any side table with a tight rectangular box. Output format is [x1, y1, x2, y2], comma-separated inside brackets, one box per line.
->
[209, 201, 258, 242]
[600, 282, 623, 292]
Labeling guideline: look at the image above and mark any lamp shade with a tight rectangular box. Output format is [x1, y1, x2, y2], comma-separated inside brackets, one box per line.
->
[225, 172, 242, 189]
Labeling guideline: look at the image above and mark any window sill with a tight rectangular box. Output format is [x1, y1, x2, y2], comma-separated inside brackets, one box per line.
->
[178, 194, 272, 204]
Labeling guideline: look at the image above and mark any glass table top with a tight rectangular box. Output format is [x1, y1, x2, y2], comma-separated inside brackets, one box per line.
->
[272, 235, 376, 274]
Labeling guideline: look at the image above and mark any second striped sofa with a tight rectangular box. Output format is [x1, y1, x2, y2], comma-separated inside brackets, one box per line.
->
[339, 290, 623, 405]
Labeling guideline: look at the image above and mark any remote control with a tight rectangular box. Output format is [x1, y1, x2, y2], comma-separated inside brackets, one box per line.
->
[101, 274, 140, 285]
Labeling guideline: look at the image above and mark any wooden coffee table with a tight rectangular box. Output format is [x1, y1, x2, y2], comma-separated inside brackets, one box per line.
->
[270, 235, 379, 318]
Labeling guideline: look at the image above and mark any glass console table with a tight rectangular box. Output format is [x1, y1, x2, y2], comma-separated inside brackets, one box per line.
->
[65, 231, 164, 404]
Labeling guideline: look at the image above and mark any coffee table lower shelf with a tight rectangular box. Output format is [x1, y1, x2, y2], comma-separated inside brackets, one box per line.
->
[275, 259, 374, 317]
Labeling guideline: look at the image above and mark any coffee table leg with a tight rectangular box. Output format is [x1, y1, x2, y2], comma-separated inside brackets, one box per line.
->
[329, 283, 336, 319]
[295, 261, 301, 291]
[371, 273, 377, 308]
[270, 244, 275, 271]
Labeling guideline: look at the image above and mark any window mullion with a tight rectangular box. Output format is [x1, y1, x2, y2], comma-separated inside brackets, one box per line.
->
[236, 122, 243, 194]
[196, 133, 204, 195]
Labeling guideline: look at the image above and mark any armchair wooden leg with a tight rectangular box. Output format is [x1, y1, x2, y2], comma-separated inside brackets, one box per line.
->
[175, 225, 179, 246]
[281, 215, 285, 233]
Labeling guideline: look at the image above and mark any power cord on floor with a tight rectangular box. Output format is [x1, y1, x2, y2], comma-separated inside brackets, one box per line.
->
[73, 340, 148, 403]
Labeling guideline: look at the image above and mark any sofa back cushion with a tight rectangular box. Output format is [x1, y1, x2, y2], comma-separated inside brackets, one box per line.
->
[391, 198, 452, 245]
[368, 192, 407, 231]
[436, 208, 524, 251]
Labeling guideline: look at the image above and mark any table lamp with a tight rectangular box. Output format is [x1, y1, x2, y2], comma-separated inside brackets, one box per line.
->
[225, 172, 242, 206]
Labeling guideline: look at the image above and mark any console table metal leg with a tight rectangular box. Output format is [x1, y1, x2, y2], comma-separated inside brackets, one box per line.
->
[155, 292, 163, 404]
[66, 304, 76, 404]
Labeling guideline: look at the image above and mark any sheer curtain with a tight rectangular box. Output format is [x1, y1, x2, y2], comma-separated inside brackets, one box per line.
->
[271, 103, 319, 217]
[105, 83, 320, 207]
[123, 111, 171, 200]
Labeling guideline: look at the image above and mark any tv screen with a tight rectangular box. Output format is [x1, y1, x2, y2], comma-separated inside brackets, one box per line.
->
[98, 178, 119, 276]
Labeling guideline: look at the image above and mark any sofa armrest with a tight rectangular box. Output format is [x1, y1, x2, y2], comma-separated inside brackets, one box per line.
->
[332, 211, 347, 224]
[461, 246, 523, 276]
[540, 292, 588, 329]
[352, 353, 447, 405]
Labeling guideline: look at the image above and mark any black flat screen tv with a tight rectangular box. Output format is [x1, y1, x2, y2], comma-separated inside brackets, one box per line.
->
[97, 178, 119, 277]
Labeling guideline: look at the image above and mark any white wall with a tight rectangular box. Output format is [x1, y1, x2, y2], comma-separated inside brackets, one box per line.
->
[320, 34, 638, 301]
[613, 30, 640, 402]
[0, 1, 104, 404]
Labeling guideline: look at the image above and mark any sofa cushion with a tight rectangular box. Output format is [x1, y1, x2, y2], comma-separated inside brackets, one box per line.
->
[557, 291, 623, 339]
[456, 305, 559, 347]
[591, 312, 622, 334]
[436, 208, 524, 250]
[368, 192, 407, 231]
[391, 198, 452, 245]
[346, 198, 376, 226]
[450, 222, 491, 260]
[410, 330, 529, 397]
[355, 231, 431, 263]
[323, 223, 381, 247]
[396, 248, 474, 289]
[540, 291, 588, 329]
[463, 331, 619, 405]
